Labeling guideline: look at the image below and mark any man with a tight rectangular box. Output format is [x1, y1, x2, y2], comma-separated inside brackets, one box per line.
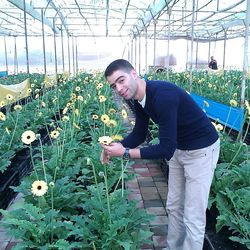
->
[208, 56, 218, 70]
[100, 59, 220, 250]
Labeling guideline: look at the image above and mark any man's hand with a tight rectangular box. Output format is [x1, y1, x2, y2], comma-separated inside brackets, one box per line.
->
[100, 142, 125, 159]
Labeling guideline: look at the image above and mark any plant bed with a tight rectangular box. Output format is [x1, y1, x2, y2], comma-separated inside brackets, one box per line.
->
[0, 169, 19, 210]
[205, 206, 249, 250]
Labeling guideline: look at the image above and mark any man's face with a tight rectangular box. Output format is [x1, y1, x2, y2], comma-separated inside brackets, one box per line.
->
[107, 69, 138, 100]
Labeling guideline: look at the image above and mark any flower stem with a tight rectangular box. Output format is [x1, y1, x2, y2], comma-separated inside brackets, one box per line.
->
[104, 165, 111, 225]
[38, 137, 47, 183]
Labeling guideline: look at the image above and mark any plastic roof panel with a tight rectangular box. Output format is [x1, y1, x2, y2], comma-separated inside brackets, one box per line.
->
[0, 0, 248, 40]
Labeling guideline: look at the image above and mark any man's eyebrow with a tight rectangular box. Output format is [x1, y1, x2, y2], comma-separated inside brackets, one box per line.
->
[110, 75, 124, 87]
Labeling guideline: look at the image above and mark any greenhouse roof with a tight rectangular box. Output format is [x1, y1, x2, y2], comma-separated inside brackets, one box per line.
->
[0, 0, 248, 41]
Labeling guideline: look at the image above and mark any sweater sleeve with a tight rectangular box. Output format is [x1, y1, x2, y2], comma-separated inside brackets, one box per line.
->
[140, 89, 178, 160]
[120, 103, 150, 148]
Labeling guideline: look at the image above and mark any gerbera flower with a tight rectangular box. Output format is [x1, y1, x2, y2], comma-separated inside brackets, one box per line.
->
[0, 101, 5, 107]
[77, 95, 83, 101]
[99, 95, 107, 103]
[109, 108, 116, 114]
[74, 109, 80, 116]
[21, 130, 36, 144]
[229, 99, 237, 107]
[75, 86, 81, 92]
[98, 136, 113, 145]
[107, 119, 117, 128]
[14, 104, 22, 111]
[6, 94, 14, 101]
[92, 114, 99, 119]
[121, 109, 128, 119]
[31, 180, 48, 196]
[0, 112, 6, 121]
[101, 114, 110, 124]
[62, 107, 68, 114]
[62, 115, 70, 121]
[111, 134, 123, 141]
[96, 83, 104, 90]
[50, 130, 60, 139]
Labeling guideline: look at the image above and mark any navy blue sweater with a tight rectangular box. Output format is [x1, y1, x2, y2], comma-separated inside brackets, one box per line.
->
[121, 80, 219, 160]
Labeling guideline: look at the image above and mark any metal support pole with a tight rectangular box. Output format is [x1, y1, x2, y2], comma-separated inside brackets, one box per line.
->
[241, 0, 250, 108]
[189, 0, 196, 91]
[145, 28, 148, 74]
[186, 38, 189, 71]
[153, 20, 157, 69]
[131, 38, 133, 65]
[67, 35, 71, 74]
[61, 26, 65, 72]
[14, 36, 18, 74]
[138, 34, 141, 75]
[208, 36, 211, 65]
[4, 37, 8, 73]
[23, 0, 29, 74]
[134, 36, 137, 71]
[41, 9, 47, 74]
[72, 36, 75, 76]
[223, 30, 227, 69]
[167, 9, 171, 80]
[53, 18, 58, 75]
[195, 38, 199, 69]
[75, 37, 78, 75]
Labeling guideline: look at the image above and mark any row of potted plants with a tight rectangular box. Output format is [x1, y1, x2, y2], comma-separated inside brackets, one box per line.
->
[0, 71, 154, 249]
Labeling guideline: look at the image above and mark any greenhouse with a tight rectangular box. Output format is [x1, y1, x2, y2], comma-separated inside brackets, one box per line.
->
[0, 0, 249, 249]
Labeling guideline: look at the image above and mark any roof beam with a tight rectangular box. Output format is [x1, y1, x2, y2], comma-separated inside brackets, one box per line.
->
[7, 0, 59, 34]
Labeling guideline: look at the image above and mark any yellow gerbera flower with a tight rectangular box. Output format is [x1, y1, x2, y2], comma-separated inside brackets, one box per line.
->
[62, 115, 70, 121]
[6, 94, 14, 101]
[62, 107, 68, 114]
[50, 130, 60, 139]
[229, 99, 237, 107]
[99, 95, 107, 103]
[111, 134, 123, 141]
[0, 112, 6, 121]
[107, 119, 117, 128]
[31, 180, 48, 196]
[21, 130, 36, 144]
[121, 109, 128, 119]
[108, 108, 116, 114]
[77, 95, 83, 101]
[98, 136, 113, 145]
[14, 104, 22, 111]
[0, 101, 5, 107]
[75, 109, 80, 116]
[101, 114, 110, 124]
[96, 83, 104, 90]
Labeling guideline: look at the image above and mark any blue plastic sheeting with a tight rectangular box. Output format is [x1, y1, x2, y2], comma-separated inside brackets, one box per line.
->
[190, 93, 244, 131]
[0, 71, 8, 77]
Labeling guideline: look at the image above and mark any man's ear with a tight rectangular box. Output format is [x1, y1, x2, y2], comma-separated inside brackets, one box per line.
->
[131, 69, 138, 80]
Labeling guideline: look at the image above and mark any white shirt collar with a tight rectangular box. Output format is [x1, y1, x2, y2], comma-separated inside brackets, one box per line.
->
[138, 93, 146, 108]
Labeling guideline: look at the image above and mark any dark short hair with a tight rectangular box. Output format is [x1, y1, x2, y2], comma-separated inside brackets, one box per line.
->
[104, 59, 134, 79]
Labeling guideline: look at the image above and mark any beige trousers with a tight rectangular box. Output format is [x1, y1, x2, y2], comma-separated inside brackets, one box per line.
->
[166, 139, 220, 250]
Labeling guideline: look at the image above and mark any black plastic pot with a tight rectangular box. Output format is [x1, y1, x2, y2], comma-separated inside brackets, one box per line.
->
[0, 169, 19, 210]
